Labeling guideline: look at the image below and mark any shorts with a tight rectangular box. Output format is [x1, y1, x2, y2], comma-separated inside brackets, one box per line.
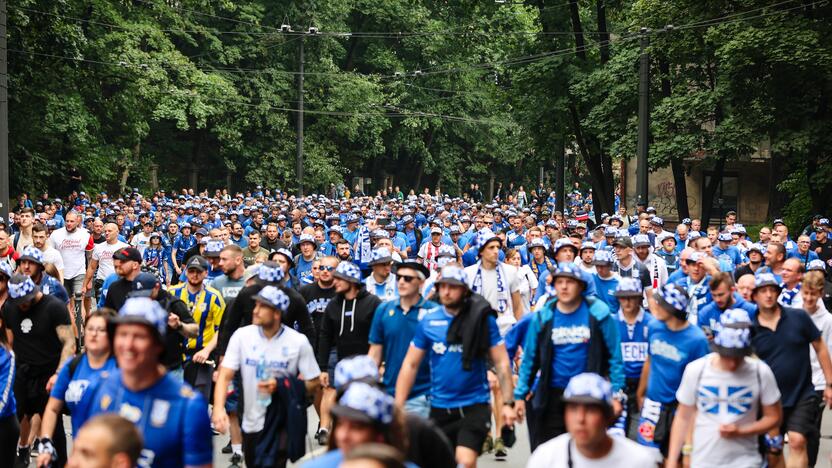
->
[226, 372, 242, 413]
[63, 275, 85, 297]
[404, 394, 430, 419]
[14, 369, 51, 418]
[781, 394, 820, 440]
[183, 360, 213, 402]
[637, 398, 677, 457]
[429, 403, 491, 452]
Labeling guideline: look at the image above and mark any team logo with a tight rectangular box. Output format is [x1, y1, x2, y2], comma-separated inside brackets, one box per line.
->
[20, 318, 33, 334]
[119, 402, 142, 423]
[100, 394, 112, 410]
[638, 420, 655, 442]
[698, 385, 753, 416]
[432, 342, 447, 355]
[150, 399, 170, 427]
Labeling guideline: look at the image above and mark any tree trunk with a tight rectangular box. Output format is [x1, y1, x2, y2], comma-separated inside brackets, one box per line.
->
[119, 141, 140, 193]
[568, 0, 586, 60]
[659, 57, 690, 220]
[700, 157, 725, 228]
[596, 0, 610, 64]
[766, 151, 789, 220]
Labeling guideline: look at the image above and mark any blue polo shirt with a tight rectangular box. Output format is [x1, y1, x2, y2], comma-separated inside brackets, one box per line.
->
[752, 306, 820, 408]
[368, 297, 440, 397]
[696, 294, 757, 335]
[411, 308, 502, 408]
[645, 321, 709, 403]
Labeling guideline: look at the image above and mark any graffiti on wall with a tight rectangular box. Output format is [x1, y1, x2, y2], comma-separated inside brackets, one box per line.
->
[628, 181, 698, 220]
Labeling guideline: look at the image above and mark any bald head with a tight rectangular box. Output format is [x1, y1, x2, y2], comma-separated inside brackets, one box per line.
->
[736, 274, 756, 301]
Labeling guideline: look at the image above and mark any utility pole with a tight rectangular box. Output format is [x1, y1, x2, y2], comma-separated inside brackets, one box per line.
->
[636, 27, 650, 206]
[296, 36, 304, 198]
[556, 138, 565, 214]
[0, 0, 8, 219]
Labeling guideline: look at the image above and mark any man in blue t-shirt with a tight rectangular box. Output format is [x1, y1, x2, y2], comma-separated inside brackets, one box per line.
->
[395, 265, 516, 468]
[515, 262, 623, 450]
[696, 271, 757, 338]
[368, 261, 439, 418]
[637, 283, 709, 457]
[612, 278, 656, 440]
[712, 232, 743, 272]
[750, 273, 832, 468]
[73, 298, 213, 468]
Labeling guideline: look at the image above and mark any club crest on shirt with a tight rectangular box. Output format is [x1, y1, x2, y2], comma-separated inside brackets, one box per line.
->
[119, 402, 142, 423]
[100, 394, 112, 410]
[432, 342, 447, 355]
[150, 399, 170, 427]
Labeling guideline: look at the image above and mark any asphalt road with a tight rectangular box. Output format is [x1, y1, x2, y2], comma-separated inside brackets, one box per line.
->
[33, 406, 832, 467]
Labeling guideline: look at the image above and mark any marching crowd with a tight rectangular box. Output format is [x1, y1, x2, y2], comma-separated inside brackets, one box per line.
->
[0, 185, 830, 468]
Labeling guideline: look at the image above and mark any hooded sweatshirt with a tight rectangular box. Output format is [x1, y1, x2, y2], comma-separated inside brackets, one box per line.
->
[317, 287, 382, 368]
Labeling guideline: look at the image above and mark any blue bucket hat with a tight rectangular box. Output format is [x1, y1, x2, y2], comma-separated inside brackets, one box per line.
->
[712, 308, 753, 357]
[333, 262, 362, 285]
[253, 285, 291, 312]
[334, 355, 380, 391]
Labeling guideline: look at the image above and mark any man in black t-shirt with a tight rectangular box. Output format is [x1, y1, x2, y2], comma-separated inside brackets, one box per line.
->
[127, 272, 197, 373]
[299, 255, 339, 351]
[102, 247, 143, 311]
[2, 274, 74, 465]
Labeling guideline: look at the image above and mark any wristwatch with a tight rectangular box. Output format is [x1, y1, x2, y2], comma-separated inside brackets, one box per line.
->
[503, 401, 515, 408]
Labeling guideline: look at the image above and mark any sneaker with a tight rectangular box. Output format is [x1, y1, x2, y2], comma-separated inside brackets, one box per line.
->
[221, 441, 232, 454]
[15, 446, 29, 468]
[31, 439, 39, 457]
[228, 453, 243, 467]
[493, 437, 507, 458]
[482, 435, 493, 454]
[315, 428, 329, 446]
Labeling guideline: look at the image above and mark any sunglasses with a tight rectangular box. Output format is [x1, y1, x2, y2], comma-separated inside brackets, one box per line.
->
[397, 274, 418, 283]
[319, 265, 335, 272]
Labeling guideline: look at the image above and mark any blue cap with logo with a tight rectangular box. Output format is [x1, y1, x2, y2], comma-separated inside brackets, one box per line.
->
[562, 373, 613, 408]
[333, 262, 362, 284]
[653, 283, 690, 317]
[712, 308, 753, 357]
[18, 246, 44, 266]
[334, 355, 380, 390]
[252, 285, 290, 312]
[331, 382, 395, 425]
[129, 272, 160, 297]
[435, 265, 468, 288]
[613, 277, 643, 298]
[257, 261, 285, 284]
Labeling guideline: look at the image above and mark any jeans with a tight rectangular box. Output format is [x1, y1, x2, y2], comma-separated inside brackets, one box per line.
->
[404, 394, 430, 419]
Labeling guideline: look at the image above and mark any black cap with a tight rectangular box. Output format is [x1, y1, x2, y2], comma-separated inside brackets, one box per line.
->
[113, 247, 142, 263]
[185, 255, 209, 272]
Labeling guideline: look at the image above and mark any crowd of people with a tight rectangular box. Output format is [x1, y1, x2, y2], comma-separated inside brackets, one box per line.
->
[0, 184, 830, 468]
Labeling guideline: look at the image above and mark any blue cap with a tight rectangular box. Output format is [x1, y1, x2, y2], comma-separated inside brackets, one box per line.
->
[528, 238, 546, 250]
[18, 246, 44, 266]
[298, 234, 316, 246]
[252, 285, 290, 312]
[614, 277, 643, 297]
[653, 283, 690, 317]
[554, 238, 577, 254]
[753, 272, 781, 292]
[807, 259, 826, 272]
[0, 261, 13, 278]
[204, 239, 225, 258]
[435, 265, 468, 288]
[551, 262, 586, 285]
[331, 382, 395, 425]
[129, 272, 160, 298]
[368, 247, 393, 266]
[593, 249, 614, 265]
[334, 355, 379, 390]
[257, 261, 285, 284]
[712, 308, 753, 356]
[562, 373, 613, 408]
[115, 297, 167, 339]
[8, 274, 38, 304]
[475, 228, 500, 253]
[333, 262, 362, 284]
[717, 232, 733, 242]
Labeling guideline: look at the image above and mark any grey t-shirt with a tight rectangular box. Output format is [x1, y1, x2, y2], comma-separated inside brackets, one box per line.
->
[676, 354, 780, 468]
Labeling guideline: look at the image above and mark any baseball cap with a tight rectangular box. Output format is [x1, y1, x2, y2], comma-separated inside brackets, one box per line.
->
[195, 228, 209, 236]
[612, 237, 633, 248]
[579, 241, 596, 252]
[298, 234, 316, 246]
[475, 229, 500, 253]
[129, 272, 160, 298]
[632, 234, 651, 247]
[430, 226, 442, 235]
[717, 232, 732, 242]
[8, 274, 39, 305]
[657, 232, 676, 244]
[113, 247, 142, 263]
[243, 264, 261, 283]
[257, 261, 284, 284]
[772, 218, 785, 227]
[330, 382, 395, 426]
[562, 373, 613, 409]
[185, 255, 209, 272]
[711, 308, 753, 357]
[528, 238, 547, 251]
[807, 259, 826, 272]
[650, 217, 664, 226]
[252, 285, 290, 312]
[393, 260, 430, 279]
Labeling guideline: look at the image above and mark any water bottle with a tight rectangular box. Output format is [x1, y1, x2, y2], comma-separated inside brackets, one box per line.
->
[255, 355, 272, 407]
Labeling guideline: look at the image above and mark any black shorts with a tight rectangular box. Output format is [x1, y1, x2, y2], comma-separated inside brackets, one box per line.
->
[14, 370, 50, 418]
[430, 403, 491, 453]
[781, 394, 820, 440]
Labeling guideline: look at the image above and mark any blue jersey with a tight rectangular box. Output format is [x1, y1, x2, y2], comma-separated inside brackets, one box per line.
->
[39, 274, 69, 304]
[614, 310, 655, 379]
[645, 321, 709, 403]
[593, 275, 620, 314]
[143, 248, 170, 283]
[172, 235, 196, 262]
[712, 245, 743, 271]
[0, 348, 15, 419]
[295, 255, 316, 285]
[50, 354, 117, 433]
[74, 371, 213, 468]
[97, 273, 120, 308]
[368, 297, 440, 397]
[696, 294, 758, 336]
[549, 303, 591, 388]
[411, 308, 502, 408]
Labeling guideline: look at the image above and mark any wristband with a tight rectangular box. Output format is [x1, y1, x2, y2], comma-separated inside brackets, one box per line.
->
[764, 434, 784, 453]
[37, 437, 58, 463]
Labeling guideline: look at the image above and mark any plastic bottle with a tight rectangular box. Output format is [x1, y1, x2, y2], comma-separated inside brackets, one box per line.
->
[255, 354, 271, 407]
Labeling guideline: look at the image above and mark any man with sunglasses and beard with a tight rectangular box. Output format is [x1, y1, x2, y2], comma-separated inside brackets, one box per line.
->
[368, 260, 439, 418]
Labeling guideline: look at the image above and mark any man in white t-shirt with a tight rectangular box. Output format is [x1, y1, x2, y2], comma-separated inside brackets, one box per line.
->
[526, 373, 655, 468]
[83, 222, 128, 300]
[212, 285, 321, 467]
[464, 229, 522, 335]
[667, 309, 782, 468]
[49, 210, 93, 312]
[130, 221, 154, 256]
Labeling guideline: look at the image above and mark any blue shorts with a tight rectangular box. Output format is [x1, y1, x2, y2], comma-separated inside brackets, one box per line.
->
[226, 372, 241, 413]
